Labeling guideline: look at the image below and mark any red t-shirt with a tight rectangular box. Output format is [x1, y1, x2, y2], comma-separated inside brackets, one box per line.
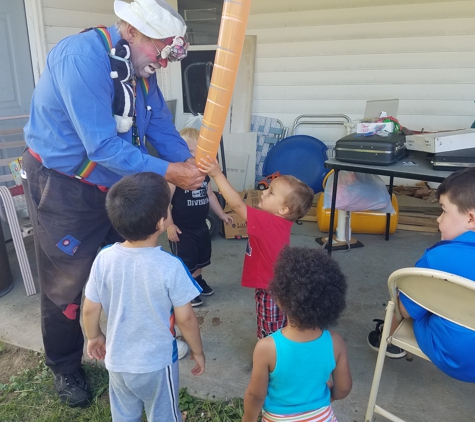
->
[241, 206, 293, 289]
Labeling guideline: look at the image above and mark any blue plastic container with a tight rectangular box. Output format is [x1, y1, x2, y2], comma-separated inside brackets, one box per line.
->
[262, 135, 329, 193]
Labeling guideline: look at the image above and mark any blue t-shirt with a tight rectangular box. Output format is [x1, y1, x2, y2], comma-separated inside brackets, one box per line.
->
[400, 231, 475, 382]
[264, 329, 335, 414]
[85, 244, 201, 373]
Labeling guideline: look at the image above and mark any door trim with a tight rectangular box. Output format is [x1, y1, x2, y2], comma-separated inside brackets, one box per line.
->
[24, 0, 47, 84]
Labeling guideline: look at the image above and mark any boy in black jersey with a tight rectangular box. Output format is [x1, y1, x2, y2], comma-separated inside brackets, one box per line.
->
[167, 128, 233, 306]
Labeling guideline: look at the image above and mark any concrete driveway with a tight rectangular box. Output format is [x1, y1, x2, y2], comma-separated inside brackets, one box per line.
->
[1, 222, 475, 421]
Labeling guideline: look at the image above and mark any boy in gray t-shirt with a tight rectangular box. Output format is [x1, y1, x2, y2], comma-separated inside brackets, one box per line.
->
[83, 172, 205, 421]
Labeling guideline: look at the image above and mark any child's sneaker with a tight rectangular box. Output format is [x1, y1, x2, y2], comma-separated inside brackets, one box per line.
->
[177, 339, 189, 359]
[191, 295, 203, 307]
[367, 319, 406, 359]
[194, 275, 214, 296]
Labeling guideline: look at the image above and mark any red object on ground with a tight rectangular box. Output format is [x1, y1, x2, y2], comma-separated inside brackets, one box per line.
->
[9, 185, 24, 197]
[257, 171, 281, 190]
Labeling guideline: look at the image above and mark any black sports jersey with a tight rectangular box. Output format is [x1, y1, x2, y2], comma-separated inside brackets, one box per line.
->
[171, 175, 210, 228]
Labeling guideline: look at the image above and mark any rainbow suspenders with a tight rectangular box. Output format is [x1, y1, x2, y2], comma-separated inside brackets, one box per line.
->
[75, 26, 149, 180]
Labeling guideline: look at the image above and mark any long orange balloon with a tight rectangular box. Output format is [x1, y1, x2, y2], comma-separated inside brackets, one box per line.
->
[195, 0, 252, 164]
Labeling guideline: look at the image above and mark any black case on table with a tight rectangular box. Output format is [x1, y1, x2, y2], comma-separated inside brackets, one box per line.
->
[431, 147, 475, 171]
[335, 133, 407, 165]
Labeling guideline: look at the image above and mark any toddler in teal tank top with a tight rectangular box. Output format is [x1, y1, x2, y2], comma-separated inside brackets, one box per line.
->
[242, 246, 352, 422]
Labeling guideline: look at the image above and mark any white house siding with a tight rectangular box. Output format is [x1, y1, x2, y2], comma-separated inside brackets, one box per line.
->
[35, 0, 475, 134]
[247, 0, 475, 135]
[41, 0, 115, 52]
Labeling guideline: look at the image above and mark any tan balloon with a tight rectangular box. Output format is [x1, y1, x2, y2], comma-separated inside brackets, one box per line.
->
[195, 0, 251, 163]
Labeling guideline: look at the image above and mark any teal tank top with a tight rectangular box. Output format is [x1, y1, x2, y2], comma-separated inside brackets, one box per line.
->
[264, 329, 336, 414]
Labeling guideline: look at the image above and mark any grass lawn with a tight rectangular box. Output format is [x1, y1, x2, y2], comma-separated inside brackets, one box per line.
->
[0, 343, 246, 421]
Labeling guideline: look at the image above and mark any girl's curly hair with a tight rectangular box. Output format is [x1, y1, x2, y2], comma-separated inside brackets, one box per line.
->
[269, 246, 347, 330]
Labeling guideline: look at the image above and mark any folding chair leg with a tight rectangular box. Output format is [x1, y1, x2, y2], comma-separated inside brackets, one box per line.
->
[0, 187, 36, 296]
[365, 301, 395, 422]
[373, 405, 406, 422]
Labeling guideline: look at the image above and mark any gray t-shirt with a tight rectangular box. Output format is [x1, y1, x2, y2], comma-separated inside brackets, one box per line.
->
[85, 243, 201, 373]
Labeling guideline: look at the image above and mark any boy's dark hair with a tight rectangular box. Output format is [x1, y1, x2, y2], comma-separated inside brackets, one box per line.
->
[280, 175, 314, 221]
[270, 246, 347, 330]
[106, 172, 170, 241]
[436, 168, 475, 214]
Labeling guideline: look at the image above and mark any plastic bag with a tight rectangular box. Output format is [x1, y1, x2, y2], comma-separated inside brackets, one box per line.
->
[183, 114, 203, 130]
[323, 171, 395, 213]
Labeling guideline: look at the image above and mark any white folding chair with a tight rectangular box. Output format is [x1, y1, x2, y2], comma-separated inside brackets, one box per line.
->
[0, 139, 36, 296]
[365, 267, 475, 422]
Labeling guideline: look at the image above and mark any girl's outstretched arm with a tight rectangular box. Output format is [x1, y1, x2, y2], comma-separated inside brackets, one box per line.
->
[242, 337, 275, 422]
[329, 331, 352, 401]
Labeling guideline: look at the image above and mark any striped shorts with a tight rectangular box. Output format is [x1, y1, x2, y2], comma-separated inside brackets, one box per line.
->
[255, 288, 287, 339]
[262, 405, 337, 422]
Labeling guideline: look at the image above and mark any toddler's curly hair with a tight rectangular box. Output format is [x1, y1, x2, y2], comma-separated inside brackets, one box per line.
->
[269, 246, 347, 330]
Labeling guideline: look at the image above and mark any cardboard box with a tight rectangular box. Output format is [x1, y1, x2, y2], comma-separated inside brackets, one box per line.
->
[405, 129, 475, 153]
[222, 189, 263, 239]
[356, 122, 394, 134]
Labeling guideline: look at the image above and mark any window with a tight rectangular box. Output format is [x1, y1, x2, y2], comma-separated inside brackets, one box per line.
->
[178, 0, 223, 46]
[178, 1, 222, 114]
[181, 50, 216, 114]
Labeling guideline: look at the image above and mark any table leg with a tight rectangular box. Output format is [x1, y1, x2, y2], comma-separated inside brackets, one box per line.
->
[327, 169, 340, 255]
[385, 176, 394, 241]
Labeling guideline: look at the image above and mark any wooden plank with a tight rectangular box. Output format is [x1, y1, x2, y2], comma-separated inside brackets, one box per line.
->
[297, 193, 320, 222]
[396, 194, 441, 215]
[399, 211, 439, 218]
[300, 215, 316, 222]
[397, 224, 439, 233]
[230, 36, 256, 134]
[398, 208, 441, 216]
[218, 152, 249, 192]
[398, 215, 439, 227]
[300, 207, 317, 222]
[221, 132, 257, 191]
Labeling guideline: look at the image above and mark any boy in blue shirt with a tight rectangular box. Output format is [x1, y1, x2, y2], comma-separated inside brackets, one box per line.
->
[368, 167, 475, 382]
[83, 172, 205, 420]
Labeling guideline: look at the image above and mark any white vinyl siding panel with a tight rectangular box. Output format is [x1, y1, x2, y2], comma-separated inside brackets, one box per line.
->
[34, 0, 475, 132]
[248, 0, 475, 132]
[250, 0, 466, 14]
[41, 0, 115, 51]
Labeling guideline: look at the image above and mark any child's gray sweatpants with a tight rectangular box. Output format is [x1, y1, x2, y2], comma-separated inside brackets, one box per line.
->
[109, 361, 181, 422]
